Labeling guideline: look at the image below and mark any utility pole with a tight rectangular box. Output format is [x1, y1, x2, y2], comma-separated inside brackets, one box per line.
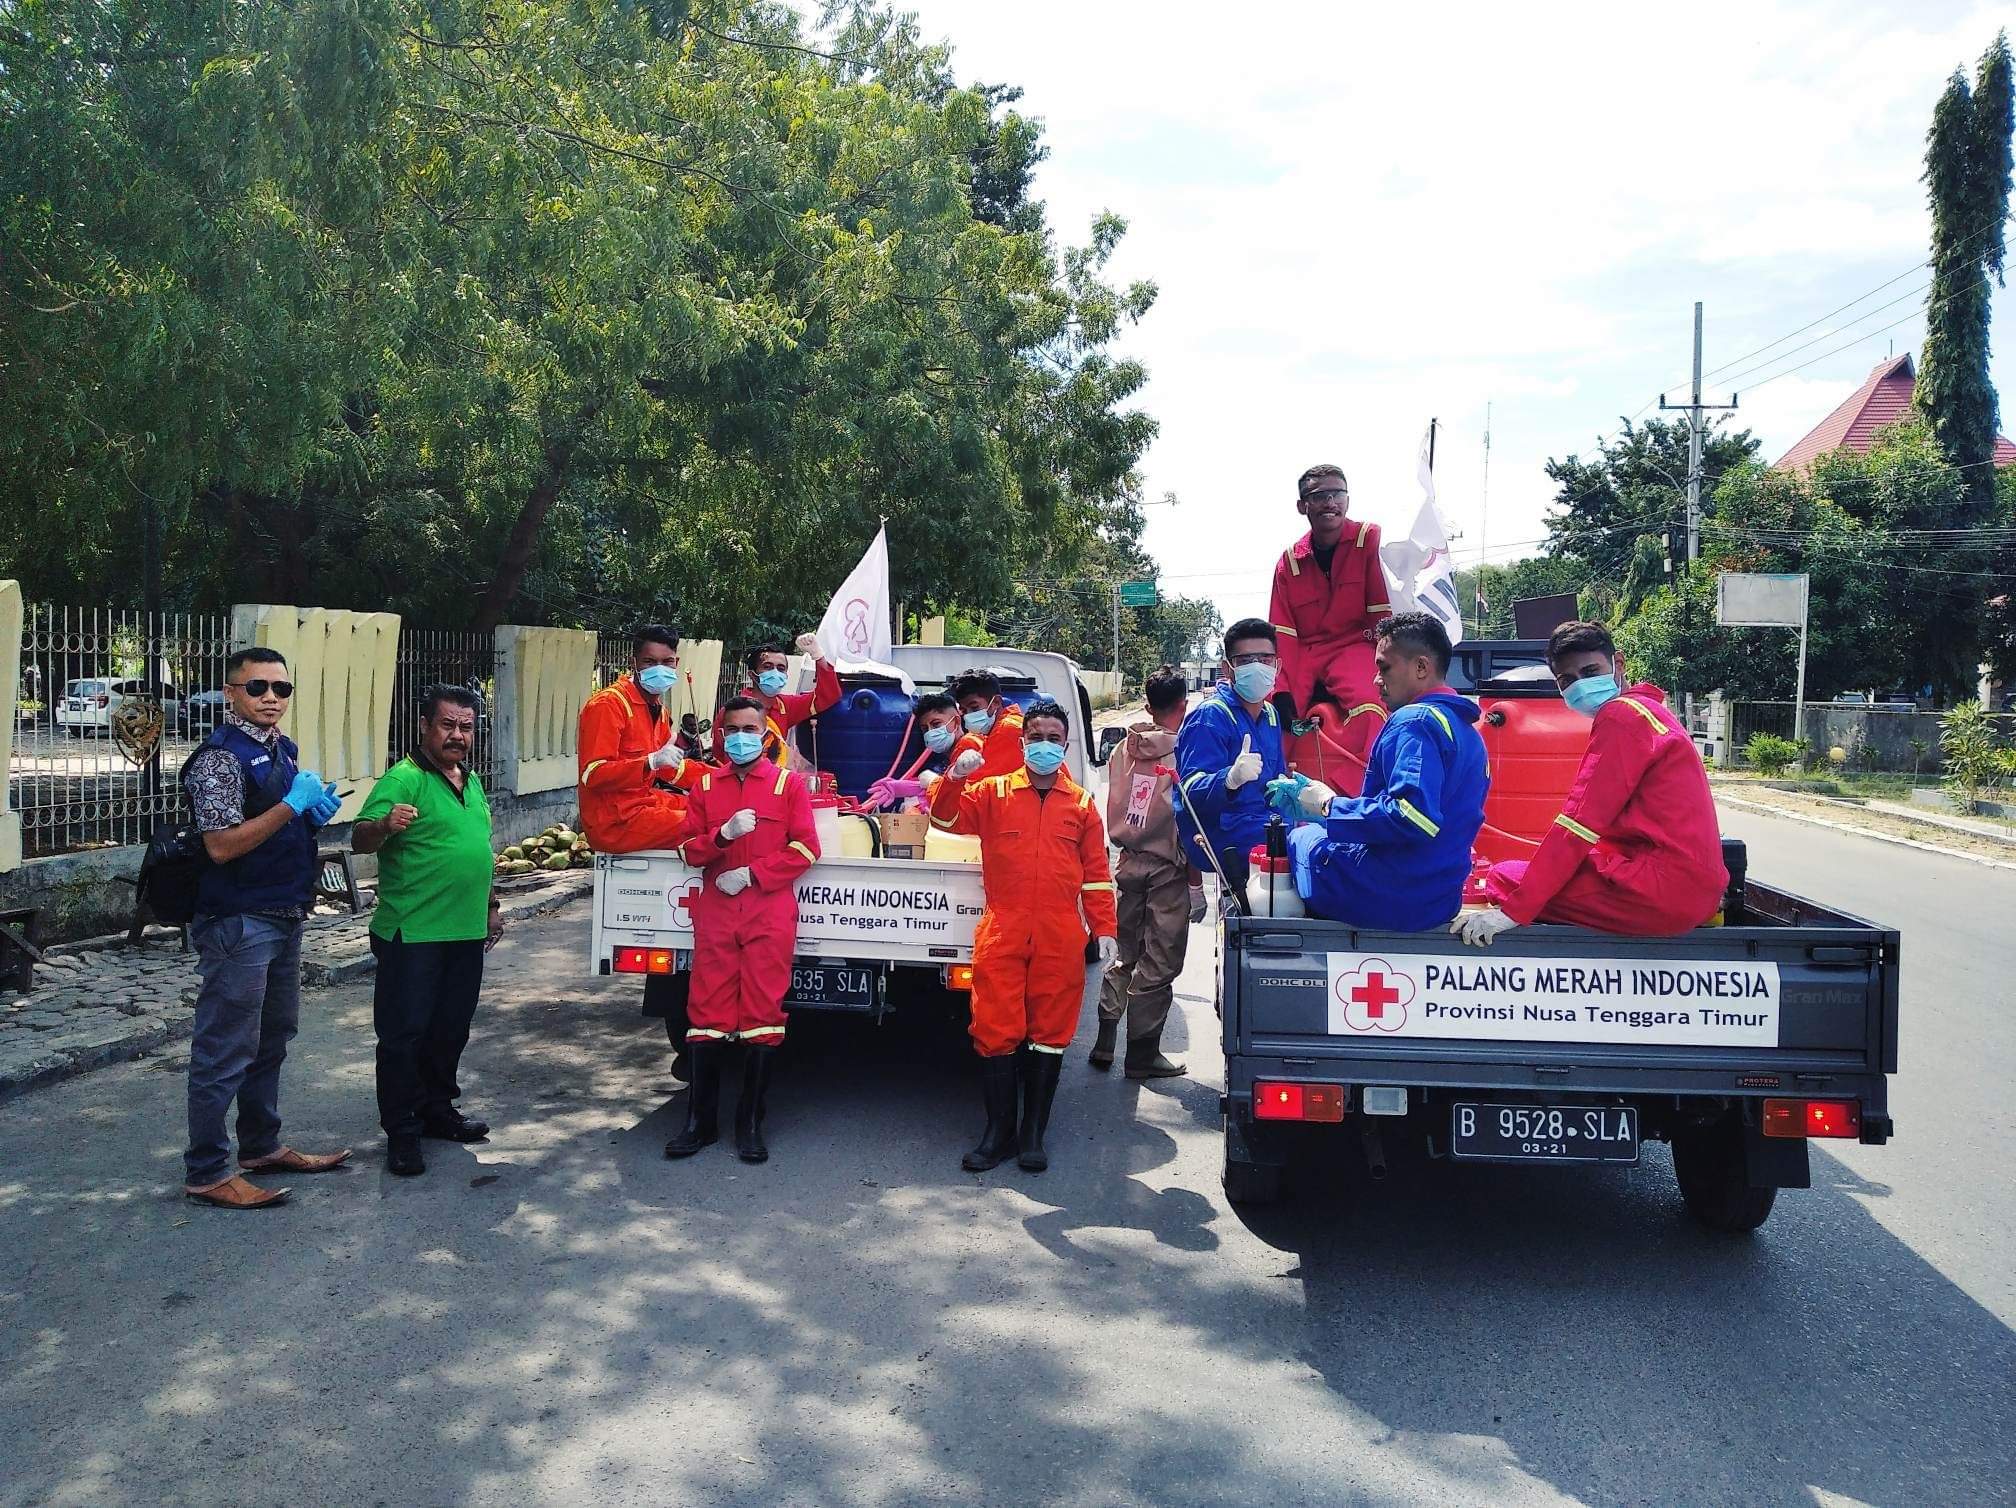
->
[1659, 303, 1737, 729]
[1110, 581, 1120, 678]
[1475, 403, 1492, 639]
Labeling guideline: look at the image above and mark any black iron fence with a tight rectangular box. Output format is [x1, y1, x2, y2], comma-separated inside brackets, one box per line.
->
[388, 629, 500, 788]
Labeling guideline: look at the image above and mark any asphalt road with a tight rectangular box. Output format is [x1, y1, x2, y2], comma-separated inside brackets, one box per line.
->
[0, 807, 2009, 1506]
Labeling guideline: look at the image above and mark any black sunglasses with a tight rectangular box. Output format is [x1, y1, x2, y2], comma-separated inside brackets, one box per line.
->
[1302, 486, 1348, 504]
[229, 678, 294, 699]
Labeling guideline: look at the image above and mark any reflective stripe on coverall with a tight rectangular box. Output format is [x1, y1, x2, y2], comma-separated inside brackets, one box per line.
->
[576, 675, 708, 853]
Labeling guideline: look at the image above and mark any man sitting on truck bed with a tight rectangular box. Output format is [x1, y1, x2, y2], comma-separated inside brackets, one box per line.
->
[1455, 620, 1727, 946]
[866, 692, 960, 811]
[1174, 618, 1289, 897]
[714, 632, 841, 765]
[928, 668, 1025, 829]
[1275, 611, 1488, 930]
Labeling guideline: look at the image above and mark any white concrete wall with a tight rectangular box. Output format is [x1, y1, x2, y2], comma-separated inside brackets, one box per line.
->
[494, 626, 597, 795]
[230, 605, 401, 823]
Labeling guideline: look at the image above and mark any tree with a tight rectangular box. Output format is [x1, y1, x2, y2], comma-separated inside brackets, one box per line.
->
[1541, 417, 1760, 579]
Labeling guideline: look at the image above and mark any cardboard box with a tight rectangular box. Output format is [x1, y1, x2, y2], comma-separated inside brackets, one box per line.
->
[879, 810, 930, 860]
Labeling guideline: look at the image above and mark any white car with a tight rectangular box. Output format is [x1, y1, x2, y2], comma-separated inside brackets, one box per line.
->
[54, 677, 183, 735]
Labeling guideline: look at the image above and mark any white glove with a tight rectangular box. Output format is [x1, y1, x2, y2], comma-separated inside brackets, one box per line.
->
[1225, 734, 1262, 791]
[720, 807, 758, 841]
[1188, 884, 1207, 924]
[1095, 936, 1119, 970]
[794, 632, 820, 657]
[1452, 906, 1519, 948]
[646, 722, 682, 771]
[1298, 777, 1337, 818]
[950, 749, 984, 779]
[714, 866, 752, 896]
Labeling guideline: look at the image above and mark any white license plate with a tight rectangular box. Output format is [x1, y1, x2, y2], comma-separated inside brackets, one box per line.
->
[1451, 1103, 1639, 1164]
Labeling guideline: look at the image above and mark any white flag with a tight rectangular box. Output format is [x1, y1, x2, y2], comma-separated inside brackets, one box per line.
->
[1381, 426, 1465, 647]
[816, 525, 894, 670]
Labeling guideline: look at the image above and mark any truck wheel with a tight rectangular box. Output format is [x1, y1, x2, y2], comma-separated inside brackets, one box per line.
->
[1671, 1124, 1776, 1233]
[1223, 1152, 1284, 1207]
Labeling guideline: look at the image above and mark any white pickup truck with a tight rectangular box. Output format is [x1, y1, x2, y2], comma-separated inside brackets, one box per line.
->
[589, 646, 1099, 1018]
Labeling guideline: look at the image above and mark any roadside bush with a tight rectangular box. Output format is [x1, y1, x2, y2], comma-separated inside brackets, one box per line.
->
[1744, 733, 1804, 777]
[1940, 704, 2013, 808]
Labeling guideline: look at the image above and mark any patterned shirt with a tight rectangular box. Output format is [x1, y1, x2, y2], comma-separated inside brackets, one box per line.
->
[182, 710, 303, 920]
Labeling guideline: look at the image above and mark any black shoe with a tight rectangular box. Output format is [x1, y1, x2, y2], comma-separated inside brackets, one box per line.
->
[665, 1041, 723, 1159]
[387, 1136, 426, 1177]
[669, 1048, 692, 1090]
[961, 1054, 1021, 1171]
[736, 1048, 775, 1164]
[1017, 1049, 1064, 1172]
[1124, 1028, 1187, 1080]
[1088, 1018, 1118, 1071]
[420, 1112, 490, 1143]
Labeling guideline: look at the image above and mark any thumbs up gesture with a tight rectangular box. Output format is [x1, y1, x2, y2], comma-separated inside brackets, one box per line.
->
[1226, 733, 1263, 791]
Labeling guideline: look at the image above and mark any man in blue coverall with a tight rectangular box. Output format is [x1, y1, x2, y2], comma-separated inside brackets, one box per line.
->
[1272, 611, 1489, 930]
[1175, 618, 1291, 901]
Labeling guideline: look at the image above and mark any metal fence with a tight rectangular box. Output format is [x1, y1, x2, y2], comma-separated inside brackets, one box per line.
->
[1729, 700, 1798, 749]
[389, 629, 501, 788]
[11, 604, 235, 858]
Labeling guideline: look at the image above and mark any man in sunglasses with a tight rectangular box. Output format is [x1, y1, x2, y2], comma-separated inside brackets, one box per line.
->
[178, 647, 351, 1209]
[1268, 464, 1395, 790]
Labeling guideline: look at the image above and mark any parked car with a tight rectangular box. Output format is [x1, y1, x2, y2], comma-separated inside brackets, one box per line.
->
[54, 678, 183, 735]
[177, 689, 229, 740]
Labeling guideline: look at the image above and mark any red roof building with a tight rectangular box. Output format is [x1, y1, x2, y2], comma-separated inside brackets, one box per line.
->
[1773, 353, 2016, 470]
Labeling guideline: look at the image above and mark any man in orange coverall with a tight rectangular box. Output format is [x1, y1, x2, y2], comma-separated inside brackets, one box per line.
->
[1456, 621, 1728, 945]
[1269, 463, 1396, 770]
[934, 698, 1118, 1175]
[713, 631, 842, 765]
[664, 697, 821, 1165]
[927, 666, 1026, 831]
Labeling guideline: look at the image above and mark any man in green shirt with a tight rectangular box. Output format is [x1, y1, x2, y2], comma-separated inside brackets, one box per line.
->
[354, 685, 503, 1177]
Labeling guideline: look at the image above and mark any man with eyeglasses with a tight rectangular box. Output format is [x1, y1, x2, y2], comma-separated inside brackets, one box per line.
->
[178, 647, 351, 1209]
[1175, 619, 1290, 902]
[1268, 464, 1395, 785]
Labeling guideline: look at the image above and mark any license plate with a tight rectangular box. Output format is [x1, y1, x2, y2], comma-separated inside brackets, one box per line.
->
[786, 963, 881, 1011]
[1451, 1103, 1639, 1164]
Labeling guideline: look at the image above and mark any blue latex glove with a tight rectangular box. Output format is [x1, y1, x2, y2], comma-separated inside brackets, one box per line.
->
[283, 770, 330, 815]
[307, 784, 342, 825]
[1265, 773, 1310, 826]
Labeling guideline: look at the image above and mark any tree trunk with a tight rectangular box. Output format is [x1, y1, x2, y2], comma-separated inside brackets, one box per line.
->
[470, 427, 586, 632]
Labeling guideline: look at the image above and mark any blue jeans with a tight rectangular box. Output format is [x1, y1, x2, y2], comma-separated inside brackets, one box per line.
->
[184, 913, 304, 1186]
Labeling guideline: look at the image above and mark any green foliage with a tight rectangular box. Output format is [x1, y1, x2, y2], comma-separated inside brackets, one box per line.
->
[1743, 733, 1804, 777]
[1940, 701, 2015, 806]
[1541, 417, 1760, 580]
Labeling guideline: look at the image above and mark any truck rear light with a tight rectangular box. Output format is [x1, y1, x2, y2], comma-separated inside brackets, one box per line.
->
[1762, 1098, 1860, 1138]
[942, 964, 974, 992]
[612, 947, 676, 975]
[1253, 1081, 1346, 1123]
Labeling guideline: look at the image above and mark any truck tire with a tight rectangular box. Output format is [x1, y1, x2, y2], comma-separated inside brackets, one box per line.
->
[1222, 1150, 1284, 1206]
[1671, 1122, 1776, 1233]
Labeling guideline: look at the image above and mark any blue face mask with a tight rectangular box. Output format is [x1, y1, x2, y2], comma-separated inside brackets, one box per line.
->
[1232, 662, 1277, 705]
[923, 724, 956, 754]
[723, 730, 765, 765]
[1562, 673, 1622, 718]
[636, 665, 677, 697]
[756, 669, 788, 697]
[1024, 739, 1067, 776]
[962, 706, 995, 737]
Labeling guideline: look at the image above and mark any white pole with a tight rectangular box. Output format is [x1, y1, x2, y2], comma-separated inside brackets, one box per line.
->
[1793, 574, 1810, 753]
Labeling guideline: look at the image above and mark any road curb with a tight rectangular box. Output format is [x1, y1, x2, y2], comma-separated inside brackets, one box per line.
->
[1716, 794, 2016, 872]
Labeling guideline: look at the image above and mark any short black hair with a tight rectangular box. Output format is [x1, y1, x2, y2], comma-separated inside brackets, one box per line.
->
[1547, 620, 1615, 664]
[1375, 611, 1453, 676]
[225, 646, 286, 677]
[1145, 664, 1187, 712]
[1022, 698, 1070, 735]
[915, 692, 956, 717]
[1222, 618, 1278, 655]
[745, 642, 787, 672]
[633, 624, 679, 655]
[719, 694, 767, 720]
[1297, 464, 1347, 498]
[420, 684, 481, 721]
[951, 668, 1002, 703]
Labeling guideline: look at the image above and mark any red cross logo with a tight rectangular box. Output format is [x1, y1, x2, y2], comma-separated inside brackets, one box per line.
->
[1334, 957, 1414, 1033]
[669, 880, 702, 930]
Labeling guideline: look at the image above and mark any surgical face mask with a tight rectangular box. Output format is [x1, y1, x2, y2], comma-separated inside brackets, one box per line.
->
[962, 705, 995, 737]
[1024, 739, 1067, 776]
[1562, 673, 1622, 718]
[1232, 662, 1277, 704]
[636, 664, 677, 697]
[923, 724, 956, 755]
[723, 730, 765, 765]
[756, 669, 788, 697]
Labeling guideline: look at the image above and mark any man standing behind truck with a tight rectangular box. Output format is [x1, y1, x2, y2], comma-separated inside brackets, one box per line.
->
[715, 632, 841, 765]
[1092, 666, 1190, 1080]
[1175, 619, 1289, 901]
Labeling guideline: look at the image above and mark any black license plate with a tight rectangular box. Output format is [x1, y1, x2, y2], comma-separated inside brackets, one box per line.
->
[1451, 1103, 1639, 1164]
[786, 963, 881, 1011]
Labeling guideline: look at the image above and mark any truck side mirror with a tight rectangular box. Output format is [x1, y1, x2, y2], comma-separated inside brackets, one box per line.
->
[1094, 726, 1127, 768]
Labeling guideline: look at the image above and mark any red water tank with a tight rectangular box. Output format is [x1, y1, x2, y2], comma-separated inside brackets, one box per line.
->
[1474, 667, 1589, 867]
[1283, 702, 1387, 799]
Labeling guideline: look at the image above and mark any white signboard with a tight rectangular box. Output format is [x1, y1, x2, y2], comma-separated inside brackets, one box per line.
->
[1717, 572, 1808, 628]
[1323, 952, 1781, 1048]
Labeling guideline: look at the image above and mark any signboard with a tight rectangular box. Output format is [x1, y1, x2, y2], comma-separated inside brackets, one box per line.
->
[1512, 593, 1580, 640]
[1323, 951, 1781, 1048]
[1118, 581, 1160, 607]
[1717, 572, 1808, 628]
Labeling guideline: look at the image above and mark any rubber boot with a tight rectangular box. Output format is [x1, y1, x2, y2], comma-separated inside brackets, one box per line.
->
[1088, 1017, 1119, 1071]
[664, 1041, 722, 1158]
[736, 1048, 774, 1164]
[1017, 1049, 1064, 1172]
[1124, 1026, 1187, 1080]
[961, 1054, 1021, 1171]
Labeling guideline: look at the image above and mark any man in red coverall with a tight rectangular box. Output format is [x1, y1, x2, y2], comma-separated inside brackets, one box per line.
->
[1456, 621, 1728, 944]
[927, 667, 1026, 831]
[665, 697, 821, 1164]
[1269, 463, 1396, 769]
[714, 632, 842, 765]
[934, 699, 1118, 1175]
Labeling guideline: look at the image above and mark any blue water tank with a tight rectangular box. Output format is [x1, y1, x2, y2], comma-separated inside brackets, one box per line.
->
[793, 676, 915, 800]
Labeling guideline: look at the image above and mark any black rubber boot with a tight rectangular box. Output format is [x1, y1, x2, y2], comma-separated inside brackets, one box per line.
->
[664, 1041, 722, 1158]
[961, 1054, 1021, 1171]
[1017, 1049, 1064, 1172]
[1088, 1018, 1119, 1070]
[1124, 1026, 1187, 1080]
[736, 1048, 774, 1164]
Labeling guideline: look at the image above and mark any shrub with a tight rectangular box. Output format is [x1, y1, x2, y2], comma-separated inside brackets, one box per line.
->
[1744, 732, 1804, 777]
[1940, 703, 2011, 808]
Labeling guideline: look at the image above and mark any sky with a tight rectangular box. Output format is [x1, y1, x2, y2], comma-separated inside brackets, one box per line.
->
[859, 0, 2016, 629]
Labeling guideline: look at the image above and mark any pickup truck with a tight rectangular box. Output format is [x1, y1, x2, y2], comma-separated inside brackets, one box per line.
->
[1218, 878, 1899, 1231]
[590, 645, 1097, 1020]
